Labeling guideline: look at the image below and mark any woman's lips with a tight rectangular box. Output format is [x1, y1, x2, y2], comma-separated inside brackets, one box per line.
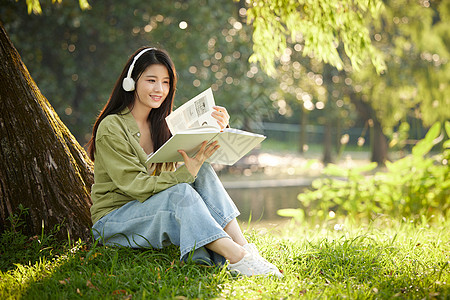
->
[151, 95, 162, 101]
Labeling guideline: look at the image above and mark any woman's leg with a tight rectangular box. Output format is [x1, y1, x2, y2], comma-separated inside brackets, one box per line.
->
[191, 164, 283, 277]
[92, 180, 283, 276]
[205, 237, 246, 264]
[191, 164, 247, 245]
[92, 183, 234, 260]
[223, 219, 247, 246]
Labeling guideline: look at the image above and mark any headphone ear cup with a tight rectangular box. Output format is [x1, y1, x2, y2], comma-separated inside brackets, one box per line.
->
[122, 77, 135, 91]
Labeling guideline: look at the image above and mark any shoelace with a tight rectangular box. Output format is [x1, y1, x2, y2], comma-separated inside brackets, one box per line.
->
[243, 244, 281, 274]
[245, 254, 278, 274]
[255, 255, 279, 272]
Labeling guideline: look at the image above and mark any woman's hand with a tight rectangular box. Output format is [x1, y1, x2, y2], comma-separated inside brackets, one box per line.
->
[178, 141, 220, 177]
[212, 106, 230, 130]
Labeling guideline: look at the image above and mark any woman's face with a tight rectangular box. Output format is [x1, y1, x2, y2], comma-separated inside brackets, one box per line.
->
[134, 64, 170, 111]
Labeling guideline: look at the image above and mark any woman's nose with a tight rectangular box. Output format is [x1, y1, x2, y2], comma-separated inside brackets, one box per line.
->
[154, 81, 163, 91]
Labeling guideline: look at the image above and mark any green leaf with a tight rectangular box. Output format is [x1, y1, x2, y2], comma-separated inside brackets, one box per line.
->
[277, 208, 305, 222]
[79, 0, 91, 10]
[323, 164, 347, 177]
[26, 0, 42, 15]
[352, 162, 378, 174]
[445, 121, 450, 138]
[246, 0, 385, 74]
[311, 179, 324, 189]
[412, 122, 441, 157]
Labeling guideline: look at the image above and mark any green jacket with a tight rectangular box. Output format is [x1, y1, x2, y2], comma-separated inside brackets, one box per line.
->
[90, 107, 195, 224]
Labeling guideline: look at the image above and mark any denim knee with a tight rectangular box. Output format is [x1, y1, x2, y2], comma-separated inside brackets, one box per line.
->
[197, 163, 214, 178]
[171, 183, 202, 208]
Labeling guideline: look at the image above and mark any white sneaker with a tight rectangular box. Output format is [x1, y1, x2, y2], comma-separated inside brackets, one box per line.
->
[227, 245, 283, 278]
[243, 243, 282, 274]
[242, 243, 259, 255]
[243, 243, 261, 256]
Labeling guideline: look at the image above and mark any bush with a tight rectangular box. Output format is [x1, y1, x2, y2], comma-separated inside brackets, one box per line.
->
[279, 121, 450, 223]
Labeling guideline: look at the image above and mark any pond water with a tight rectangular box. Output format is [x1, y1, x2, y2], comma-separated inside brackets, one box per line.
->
[225, 186, 304, 223]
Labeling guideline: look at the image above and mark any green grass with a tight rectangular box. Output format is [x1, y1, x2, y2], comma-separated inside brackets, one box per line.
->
[1, 217, 449, 299]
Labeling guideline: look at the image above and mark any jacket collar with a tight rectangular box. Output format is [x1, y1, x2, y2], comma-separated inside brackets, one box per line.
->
[120, 107, 140, 136]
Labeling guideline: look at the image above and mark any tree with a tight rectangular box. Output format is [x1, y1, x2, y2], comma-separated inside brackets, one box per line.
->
[350, 0, 450, 161]
[245, 0, 386, 75]
[20, 0, 90, 14]
[242, 0, 388, 164]
[0, 0, 276, 240]
[0, 23, 93, 240]
[3, 0, 277, 143]
[253, 0, 449, 165]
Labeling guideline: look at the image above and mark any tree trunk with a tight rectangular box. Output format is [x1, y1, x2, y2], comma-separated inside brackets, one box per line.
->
[298, 107, 308, 153]
[322, 122, 333, 164]
[349, 92, 388, 166]
[322, 64, 333, 164]
[0, 24, 94, 241]
[370, 120, 388, 165]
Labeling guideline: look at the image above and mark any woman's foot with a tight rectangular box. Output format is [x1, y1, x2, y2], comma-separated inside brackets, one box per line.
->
[227, 243, 283, 278]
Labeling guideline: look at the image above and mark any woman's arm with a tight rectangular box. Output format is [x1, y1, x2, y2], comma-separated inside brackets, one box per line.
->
[96, 134, 195, 202]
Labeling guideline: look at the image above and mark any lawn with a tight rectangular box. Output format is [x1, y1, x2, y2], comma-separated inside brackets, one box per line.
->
[2, 123, 449, 299]
[1, 216, 449, 299]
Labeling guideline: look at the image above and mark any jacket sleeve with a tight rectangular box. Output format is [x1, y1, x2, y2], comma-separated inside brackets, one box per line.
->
[95, 134, 195, 202]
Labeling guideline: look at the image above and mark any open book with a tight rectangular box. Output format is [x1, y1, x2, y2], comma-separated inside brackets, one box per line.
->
[146, 88, 266, 165]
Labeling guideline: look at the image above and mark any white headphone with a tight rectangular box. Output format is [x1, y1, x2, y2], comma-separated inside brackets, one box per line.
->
[122, 47, 156, 92]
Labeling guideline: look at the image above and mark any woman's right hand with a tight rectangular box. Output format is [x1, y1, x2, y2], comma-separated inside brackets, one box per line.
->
[178, 141, 220, 177]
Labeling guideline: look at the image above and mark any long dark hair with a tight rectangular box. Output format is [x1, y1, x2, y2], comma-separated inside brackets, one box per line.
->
[87, 47, 177, 168]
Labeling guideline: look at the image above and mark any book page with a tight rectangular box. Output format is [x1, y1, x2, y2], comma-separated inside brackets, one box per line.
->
[206, 130, 266, 165]
[146, 128, 266, 165]
[146, 132, 219, 163]
[177, 125, 219, 134]
[165, 88, 220, 135]
[222, 127, 265, 137]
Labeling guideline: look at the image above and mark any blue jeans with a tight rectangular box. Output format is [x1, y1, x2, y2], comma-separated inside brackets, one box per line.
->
[92, 163, 239, 265]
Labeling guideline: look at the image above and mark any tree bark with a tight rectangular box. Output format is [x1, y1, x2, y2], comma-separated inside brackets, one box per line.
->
[349, 93, 388, 166]
[298, 107, 308, 153]
[0, 24, 94, 241]
[322, 122, 333, 165]
[370, 120, 388, 165]
[322, 64, 334, 164]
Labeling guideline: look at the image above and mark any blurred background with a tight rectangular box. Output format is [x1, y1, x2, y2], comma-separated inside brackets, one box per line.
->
[2, 0, 449, 224]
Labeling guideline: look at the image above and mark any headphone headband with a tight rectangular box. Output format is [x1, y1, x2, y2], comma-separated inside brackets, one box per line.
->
[122, 47, 156, 91]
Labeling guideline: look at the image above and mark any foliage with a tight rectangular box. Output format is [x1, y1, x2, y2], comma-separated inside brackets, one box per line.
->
[22, 0, 91, 15]
[267, 48, 362, 157]
[279, 121, 450, 223]
[2, 0, 277, 144]
[1, 217, 449, 299]
[0, 205, 65, 271]
[265, 0, 449, 162]
[243, 0, 386, 75]
[352, 0, 450, 129]
[5, 0, 450, 158]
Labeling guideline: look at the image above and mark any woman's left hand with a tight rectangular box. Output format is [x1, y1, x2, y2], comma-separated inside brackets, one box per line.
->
[211, 106, 230, 130]
[178, 141, 220, 177]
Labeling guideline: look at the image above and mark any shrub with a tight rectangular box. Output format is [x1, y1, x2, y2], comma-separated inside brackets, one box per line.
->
[279, 121, 450, 223]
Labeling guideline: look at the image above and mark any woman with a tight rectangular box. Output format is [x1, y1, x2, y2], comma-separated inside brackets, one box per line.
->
[87, 47, 283, 278]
